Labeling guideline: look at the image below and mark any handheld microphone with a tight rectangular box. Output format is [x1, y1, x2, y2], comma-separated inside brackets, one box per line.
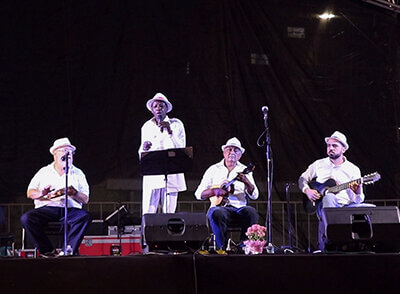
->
[156, 115, 164, 133]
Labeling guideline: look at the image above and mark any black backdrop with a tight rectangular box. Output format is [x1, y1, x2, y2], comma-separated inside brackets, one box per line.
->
[1, 0, 399, 201]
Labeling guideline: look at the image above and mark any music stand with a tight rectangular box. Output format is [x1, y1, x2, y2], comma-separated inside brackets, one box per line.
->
[140, 147, 193, 212]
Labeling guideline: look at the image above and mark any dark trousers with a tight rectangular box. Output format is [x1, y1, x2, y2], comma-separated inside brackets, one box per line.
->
[207, 205, 259, 249]
[21, 206, 92, 254]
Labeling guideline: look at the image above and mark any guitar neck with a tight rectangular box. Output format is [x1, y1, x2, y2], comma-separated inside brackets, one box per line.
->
[221, 164, 254, 190]
[327, 178, 361, 194]
[221, 178, 237, 190]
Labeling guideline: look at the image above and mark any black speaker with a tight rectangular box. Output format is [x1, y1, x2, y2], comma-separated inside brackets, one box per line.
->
[141, 212, 209, 251]
[321, 206, 400, 252]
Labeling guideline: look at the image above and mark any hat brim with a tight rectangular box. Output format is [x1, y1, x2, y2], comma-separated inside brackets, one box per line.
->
[221, 144, 245, 154]
[49, 144, 76, 155]
[324, 137, 348, 150]
[146, 98, 173, 113]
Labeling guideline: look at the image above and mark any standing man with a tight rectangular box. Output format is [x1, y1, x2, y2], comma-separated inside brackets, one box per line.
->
[298, 131, 374, 251]
[195, 137, 259, 250]
[139, 93, 187, 215]
[21, 138, 92, 256]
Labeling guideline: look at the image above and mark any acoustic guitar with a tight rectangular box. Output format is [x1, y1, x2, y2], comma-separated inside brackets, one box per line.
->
[303, 172, 381, 214]
[209, 163, 255, 207]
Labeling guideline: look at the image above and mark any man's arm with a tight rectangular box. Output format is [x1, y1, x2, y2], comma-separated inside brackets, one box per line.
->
[70, 190, 89, 204]
[169, 118, 186, 148]
[27, 186, 52, 200]
[236, 173, 256, 197]
[298, 163, 321, 202]
[200, 187, 228, 200]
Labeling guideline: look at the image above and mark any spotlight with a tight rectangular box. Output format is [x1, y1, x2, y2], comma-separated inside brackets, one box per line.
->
[318, 13, 336, 20]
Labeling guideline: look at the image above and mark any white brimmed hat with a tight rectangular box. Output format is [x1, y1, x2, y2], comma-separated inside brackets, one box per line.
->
[49, 137, 76, 155]
[146, 93, 173, 113]
[324, 131, 349, 150]
[221, 137, 245, 154]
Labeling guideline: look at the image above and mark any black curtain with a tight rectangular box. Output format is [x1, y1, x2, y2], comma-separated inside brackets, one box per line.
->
[0, 0, 399, 201]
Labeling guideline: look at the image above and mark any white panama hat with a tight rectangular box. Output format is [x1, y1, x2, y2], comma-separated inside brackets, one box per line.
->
[49, 137, 76, 155]
[146, 93, 173, 113]
[221, 137, 245, 154]
[324, 131, 349, 150]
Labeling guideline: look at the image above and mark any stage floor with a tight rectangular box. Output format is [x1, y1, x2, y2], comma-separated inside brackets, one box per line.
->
[1, 252, 400, 293]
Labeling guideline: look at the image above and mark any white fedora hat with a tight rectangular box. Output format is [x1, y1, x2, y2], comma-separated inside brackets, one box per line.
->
[324, 131, 349, 150]
[146, 93, 173, 113]
[221, 137, 245, 154]
[49, 137, 76, 155]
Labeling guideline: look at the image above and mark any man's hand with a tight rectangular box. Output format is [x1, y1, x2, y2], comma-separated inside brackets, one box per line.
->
[236, 173, 254, 195]
[143, 141, 152, 151]
[41, 185, 54, 197]
[305, 188, 321, 202]
[349, 181, 362, 194]
[67, 186, 78, 196]
[211, 187, 229, 197]
[236, 173, 250, 185]
[159, 121, 172, 135]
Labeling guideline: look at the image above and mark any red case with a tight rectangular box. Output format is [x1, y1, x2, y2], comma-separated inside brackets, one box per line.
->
[79, 234, 142, 256]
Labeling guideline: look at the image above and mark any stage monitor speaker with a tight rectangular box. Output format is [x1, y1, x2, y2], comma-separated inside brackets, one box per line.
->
[321, 206, 400, 252]
[141, 212, 209, 251]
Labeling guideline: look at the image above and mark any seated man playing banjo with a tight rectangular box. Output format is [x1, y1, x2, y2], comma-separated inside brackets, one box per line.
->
[195, 137, 259, 251]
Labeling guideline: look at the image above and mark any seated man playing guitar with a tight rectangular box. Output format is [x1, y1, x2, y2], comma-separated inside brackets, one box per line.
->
[194, 137, 259, 251]
[298, 131, 377, 251]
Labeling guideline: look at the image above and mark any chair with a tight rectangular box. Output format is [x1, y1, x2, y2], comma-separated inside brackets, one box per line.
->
[22, 221, 63, 250]
[225, 226, 242, 251]
[206, 219, 242, 251]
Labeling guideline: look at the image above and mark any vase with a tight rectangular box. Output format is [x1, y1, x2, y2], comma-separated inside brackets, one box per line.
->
[244, 240, 266, 255]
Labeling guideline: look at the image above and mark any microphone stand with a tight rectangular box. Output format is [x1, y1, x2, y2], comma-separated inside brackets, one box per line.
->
[63, 151, 72, 255]
[157, 115, 170, 214]
[258, 110, 274, 253]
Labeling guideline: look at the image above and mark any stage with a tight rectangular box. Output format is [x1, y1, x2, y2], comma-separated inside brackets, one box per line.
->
[1, 252, 400, 293]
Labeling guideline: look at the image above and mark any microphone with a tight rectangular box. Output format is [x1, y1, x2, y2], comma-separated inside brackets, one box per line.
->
[61, 151, 70, 162]
[156, 115, 164, 133]
[261, 106, 268, 118]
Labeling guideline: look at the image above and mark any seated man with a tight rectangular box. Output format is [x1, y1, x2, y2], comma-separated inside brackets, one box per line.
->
[21, 138, 92, 256]
[298, 131, 375, 251]
[195, 137, 259, 250]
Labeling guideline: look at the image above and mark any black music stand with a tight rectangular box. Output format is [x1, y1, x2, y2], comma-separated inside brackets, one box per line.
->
[140, 147, 193, 212]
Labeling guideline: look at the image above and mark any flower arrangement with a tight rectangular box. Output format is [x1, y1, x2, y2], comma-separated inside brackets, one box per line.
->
[243, 224, 267, 255]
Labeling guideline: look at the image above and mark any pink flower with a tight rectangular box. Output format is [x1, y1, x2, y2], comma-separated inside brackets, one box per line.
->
[245, 224, 267, 241]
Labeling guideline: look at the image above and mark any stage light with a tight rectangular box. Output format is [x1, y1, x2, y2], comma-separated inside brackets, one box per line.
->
[318, 13, 336, 20]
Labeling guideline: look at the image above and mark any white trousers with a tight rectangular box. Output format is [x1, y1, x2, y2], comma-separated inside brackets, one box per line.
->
[142, 187, 178, 215]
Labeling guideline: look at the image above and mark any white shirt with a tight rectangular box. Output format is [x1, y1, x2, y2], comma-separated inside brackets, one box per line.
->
[298, 157, 364, 205]
[139, 115, 187, 192]
[27, 163, 90, 209]
[194, 159, 259, 208]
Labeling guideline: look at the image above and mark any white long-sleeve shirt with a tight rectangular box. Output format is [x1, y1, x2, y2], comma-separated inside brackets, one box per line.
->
[194, 159, 259, 208]
[139, 115, 187, 192]
[298, 157, 364, 205]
